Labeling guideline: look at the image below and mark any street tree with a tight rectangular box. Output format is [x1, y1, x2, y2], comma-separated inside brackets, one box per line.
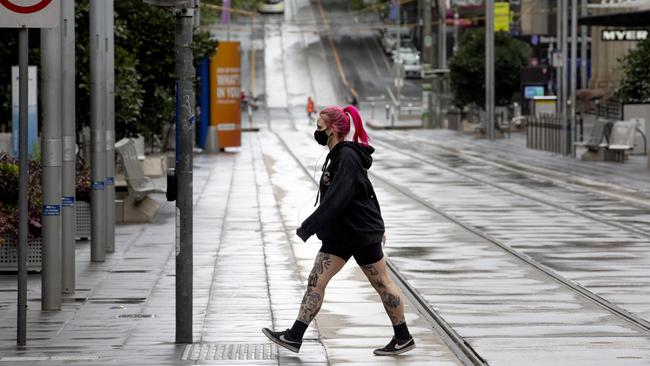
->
[616, 38, 650, 103]
[449, 28, 531, 108]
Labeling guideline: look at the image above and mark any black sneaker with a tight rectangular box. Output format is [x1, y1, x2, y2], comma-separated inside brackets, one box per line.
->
[373, 336, 416, 356]
[262, 328, 302, 353]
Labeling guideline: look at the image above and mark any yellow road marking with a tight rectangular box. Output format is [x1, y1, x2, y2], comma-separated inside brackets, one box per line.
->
[315, 0, 358, 98]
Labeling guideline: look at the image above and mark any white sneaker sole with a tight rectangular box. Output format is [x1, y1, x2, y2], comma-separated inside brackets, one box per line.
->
[262, 328, 300, 353]
[373, 343, 416, 356]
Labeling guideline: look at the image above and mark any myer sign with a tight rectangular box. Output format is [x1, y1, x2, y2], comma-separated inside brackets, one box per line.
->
[601, 29, 649, 42]
[0, 0, 60, 28]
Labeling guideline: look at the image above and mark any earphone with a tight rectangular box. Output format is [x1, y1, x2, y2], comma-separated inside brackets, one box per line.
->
[296, 148, 328, 226]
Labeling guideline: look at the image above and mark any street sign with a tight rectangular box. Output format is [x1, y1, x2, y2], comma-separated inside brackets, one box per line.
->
[494, 2, 509, 32]
[0, 0, 60, 28]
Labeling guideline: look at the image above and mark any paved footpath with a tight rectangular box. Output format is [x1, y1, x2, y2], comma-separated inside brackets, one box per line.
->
[0, 131, 460, 365]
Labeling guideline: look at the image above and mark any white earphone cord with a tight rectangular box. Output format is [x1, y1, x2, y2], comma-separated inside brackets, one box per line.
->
[296, 149, 327, 226]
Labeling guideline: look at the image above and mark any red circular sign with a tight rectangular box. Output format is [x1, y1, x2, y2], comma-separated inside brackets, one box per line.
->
[0, 0, 53, 14]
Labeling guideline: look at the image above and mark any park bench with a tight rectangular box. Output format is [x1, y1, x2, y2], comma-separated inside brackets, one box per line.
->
[576, 118, 612, 152]
[606, 120, 636, 162]
[115, 138, 158, 203]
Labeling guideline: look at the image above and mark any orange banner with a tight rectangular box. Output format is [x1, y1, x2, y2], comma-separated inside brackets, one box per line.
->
[210, 41, 241, 149]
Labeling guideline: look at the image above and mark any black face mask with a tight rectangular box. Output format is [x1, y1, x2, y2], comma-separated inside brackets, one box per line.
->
[314, 129, 331, 146]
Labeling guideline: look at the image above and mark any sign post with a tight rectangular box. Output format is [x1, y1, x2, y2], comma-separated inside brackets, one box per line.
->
[1, 0, 61, 347]
[143, 0, 196, 344]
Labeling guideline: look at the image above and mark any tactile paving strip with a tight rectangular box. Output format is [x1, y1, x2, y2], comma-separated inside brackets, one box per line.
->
[181, 343, 277, 361]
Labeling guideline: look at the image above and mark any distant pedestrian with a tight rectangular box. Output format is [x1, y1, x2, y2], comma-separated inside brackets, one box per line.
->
[307, 96, 316, 122]
[262, 105, 415, 356]
[350, 95, 359, 108]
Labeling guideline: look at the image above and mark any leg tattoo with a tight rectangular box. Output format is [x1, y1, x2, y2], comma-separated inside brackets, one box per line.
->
[314, 253, 332, 274]
[362, 262, 406, 326]
[361, 264, 379, 276]
[299, 290, 322, 324]
[297, 253, 333, 324]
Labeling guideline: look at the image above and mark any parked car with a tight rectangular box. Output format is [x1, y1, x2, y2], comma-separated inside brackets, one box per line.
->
[392, 47, 421, 78]
[258, 0, 285, 14]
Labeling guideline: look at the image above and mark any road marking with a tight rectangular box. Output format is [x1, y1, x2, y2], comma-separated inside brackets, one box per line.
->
[364, 38, 383, 78]
[373, 36, 393, 73]
[386, 86, 397, 105]
[315, 0, 358, 98]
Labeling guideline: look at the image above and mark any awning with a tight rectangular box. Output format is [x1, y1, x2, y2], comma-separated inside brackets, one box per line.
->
[578, 10, 650, 26]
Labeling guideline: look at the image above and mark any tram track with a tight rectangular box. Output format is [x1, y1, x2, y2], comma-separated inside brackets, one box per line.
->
[268, 124, 487, 366]
[372, 133, 650, 240]
[273, 121, 650, 337]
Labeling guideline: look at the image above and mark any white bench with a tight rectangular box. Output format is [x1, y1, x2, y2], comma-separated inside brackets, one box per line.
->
[606, 120, 636, 162]
[115, 138, 158, 203]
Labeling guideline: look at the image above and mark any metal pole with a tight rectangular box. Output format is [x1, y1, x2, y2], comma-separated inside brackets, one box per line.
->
[486, 0, 495, 140]
[17, 27, 29, 347]
[105, 0, 116, 253]
[569, 0, 578, 156]
[61, 0, 76, 294]
[194, 0, 201, 27]
[176, 7, 195, 344]
[580, 0, 587, 89]
[438, 0, 446, 69]
[561, 0, 568, 155]
[453, 10, 459, 55]
[41, 24, 63, 311]
[570, 0, 577, 157]
[396, 5, 401, 117]
[423, 0, 433, 66]
[90, 0, 106, 262]
[555, 0, 561, 111]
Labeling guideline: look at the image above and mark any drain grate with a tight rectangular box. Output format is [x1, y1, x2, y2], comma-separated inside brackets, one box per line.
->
[181, 343, 277, 361]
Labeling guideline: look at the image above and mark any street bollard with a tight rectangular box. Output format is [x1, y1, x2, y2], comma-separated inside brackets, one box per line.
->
[385, 104, 390, 120]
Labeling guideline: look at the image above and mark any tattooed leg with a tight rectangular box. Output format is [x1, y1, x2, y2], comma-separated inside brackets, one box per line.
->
[360, 259, 406, 326]
[296, 252, 346, 325]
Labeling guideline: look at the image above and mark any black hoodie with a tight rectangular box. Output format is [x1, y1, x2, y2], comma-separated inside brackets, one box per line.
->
[296, 141, 385, 247]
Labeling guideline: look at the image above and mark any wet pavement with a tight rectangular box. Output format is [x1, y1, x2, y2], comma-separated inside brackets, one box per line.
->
[2, 0, 650, 363]
[266, 113, 650, 365]
[0, 132, 463, 365]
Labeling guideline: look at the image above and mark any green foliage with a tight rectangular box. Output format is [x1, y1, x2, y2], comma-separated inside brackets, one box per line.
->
[1, 1, 219, 141]
[0, 154, 42, 239]
[615, 38, 650, 103]
[193, 30, 219, 68]
[449, 29, 532, 108]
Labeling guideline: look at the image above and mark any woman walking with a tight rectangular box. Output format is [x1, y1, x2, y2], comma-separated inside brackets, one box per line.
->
[262, 105, 415, 356]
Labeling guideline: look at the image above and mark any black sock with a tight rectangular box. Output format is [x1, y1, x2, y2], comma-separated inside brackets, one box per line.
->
[393, 322, 411, 340]
[288, 320, 308, 341]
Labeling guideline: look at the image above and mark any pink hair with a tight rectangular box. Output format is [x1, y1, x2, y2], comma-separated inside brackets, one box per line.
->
[319, 105, 370, 146]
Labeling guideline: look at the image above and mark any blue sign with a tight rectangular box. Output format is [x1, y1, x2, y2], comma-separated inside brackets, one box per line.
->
[524, 86, 544, 99]
[531, 35, 539, 46]
[43, 204, 61, 216]
[106, 176, 114, 185]
[91, 181, 105, 190]
[61, 196, 75, 207]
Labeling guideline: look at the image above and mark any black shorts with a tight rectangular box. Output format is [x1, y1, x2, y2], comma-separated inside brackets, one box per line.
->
[319, 243, 384, 266]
